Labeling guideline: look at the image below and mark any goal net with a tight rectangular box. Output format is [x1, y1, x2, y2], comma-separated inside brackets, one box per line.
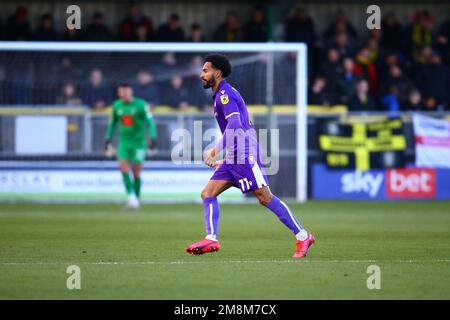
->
[0, 42, 307, 202]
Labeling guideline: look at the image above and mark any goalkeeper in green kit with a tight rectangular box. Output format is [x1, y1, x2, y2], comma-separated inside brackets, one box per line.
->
[105, 83, 157, 209]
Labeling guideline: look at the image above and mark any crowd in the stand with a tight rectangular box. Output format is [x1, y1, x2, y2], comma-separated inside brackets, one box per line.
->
[0, 3, 449, 111]
[301, 9, 450, 112]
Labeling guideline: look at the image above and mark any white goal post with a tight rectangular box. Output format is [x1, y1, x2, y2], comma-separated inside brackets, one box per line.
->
[0, 41, 308, 202]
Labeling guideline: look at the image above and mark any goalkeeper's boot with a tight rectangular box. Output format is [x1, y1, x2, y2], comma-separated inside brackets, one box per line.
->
[126, 193, 140, 210]
[293, 232, 315, 258]
[185, 239, 221, 255]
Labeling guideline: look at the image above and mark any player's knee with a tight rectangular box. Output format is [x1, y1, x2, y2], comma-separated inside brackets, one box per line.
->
[255, 190, 272, 206]
[119, 164, 129, 173]
[132, 169, 141, 178]
[201, 189, 212, 200]
[258, 196, 272, 207]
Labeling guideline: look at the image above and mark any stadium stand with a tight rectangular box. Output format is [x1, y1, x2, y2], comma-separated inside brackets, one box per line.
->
[0, 2, 448, 111]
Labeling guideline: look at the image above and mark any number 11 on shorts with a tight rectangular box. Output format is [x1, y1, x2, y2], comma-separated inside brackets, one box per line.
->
[239, 178, 250, 191]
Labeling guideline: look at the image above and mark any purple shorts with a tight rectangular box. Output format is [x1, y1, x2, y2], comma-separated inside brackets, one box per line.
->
[210, 161, 269, 194]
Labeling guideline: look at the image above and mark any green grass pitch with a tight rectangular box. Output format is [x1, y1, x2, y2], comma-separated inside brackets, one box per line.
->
[0, 201, 449, 299]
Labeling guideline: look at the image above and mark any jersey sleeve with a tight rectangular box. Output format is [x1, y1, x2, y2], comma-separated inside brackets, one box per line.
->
[142, 101, 158, 139]
[105, 102, 119, 140]
[217, 90, 240, 121]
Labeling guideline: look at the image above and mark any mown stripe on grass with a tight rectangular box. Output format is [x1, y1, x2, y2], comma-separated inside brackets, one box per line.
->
[1, 259, 449, 266]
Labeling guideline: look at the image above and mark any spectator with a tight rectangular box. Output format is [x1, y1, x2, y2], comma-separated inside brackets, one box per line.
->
[187, 23, 205, 42]
[336, 57, 358, 104]
[379, 52, 403, 83]
[320, 48, 342, 81]
[368, 28, 383, 44]
[380, 64, 414, 108]
[185, 55, 212, 110]
[415, 52, 449, 109]
[157, 13, 185, 42]
[308, 75, 338, 106]
[83, 12, 114, 42]
[319, 48, 342, 95]
[186, 55, 204, 77]
[366, 36, 381, 63]
[133, 70, 159, 106]
[348, 79, 376, 111]
[58, 57, 83, 83]
[119, 2, 153, 41]
[153, 52, 179, 78]
[56, 82, 82, 106]
[404, 10, 434, 62]
[414, 45, 434, 65]
[404, 89, 423, 111]
[381, 85, 401, 112]
[354, 47, 378, 96]
[80, 69, 113, 110]
[243, 6, 269, 42]
[422, 95, 439, 111]
[5, 6, 32, 40]
[284, 8, 316, 48]
[213, 11, 243, 42]
[381, 12, 404, 53]
[323, 10, 358, 45]
[163, 75, 190, 109]
[34, 13, 59, 41]
[135, 22, 153, 42]
[332, 32, 356, 59]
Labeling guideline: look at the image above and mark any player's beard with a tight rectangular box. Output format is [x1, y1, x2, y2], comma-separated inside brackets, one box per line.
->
[202, 75, 215, 89]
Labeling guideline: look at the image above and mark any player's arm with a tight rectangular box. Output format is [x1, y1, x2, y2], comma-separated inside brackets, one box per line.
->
[144, 104, 158, 149]
[214, 114, 243, 151]
[105, 104, 118, 151]
[205, 94, 242, 166]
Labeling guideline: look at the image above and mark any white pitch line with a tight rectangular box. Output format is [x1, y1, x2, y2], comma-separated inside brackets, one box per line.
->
[0, 259, 450, 266]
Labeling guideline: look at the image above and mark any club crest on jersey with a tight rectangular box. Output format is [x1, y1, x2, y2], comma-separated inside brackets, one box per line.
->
[220, 94, 229, 105]
[121, 115, 134, 127]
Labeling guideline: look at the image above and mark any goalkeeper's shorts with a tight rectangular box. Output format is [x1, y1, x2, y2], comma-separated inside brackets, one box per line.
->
[118, 144, 146, 164]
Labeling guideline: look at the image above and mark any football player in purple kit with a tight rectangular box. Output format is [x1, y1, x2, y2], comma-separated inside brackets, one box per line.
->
[185, 54, 315, 258]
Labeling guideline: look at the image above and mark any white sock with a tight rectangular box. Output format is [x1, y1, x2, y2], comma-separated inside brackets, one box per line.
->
[205, 234, 218, 241]
[295, 229, 308, 241]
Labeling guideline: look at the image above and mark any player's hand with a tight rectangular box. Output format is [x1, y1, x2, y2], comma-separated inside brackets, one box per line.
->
[204, 148, 217, 167]
[105, 139, 112, 150]
[105, 140, 115, 158]
[147, 139, 158, 157]
[148, 139, 156, 150]
[212, 159, 224, 170]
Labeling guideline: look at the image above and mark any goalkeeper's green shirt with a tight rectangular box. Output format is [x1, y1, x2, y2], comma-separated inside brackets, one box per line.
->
[105, 98, 157, 148]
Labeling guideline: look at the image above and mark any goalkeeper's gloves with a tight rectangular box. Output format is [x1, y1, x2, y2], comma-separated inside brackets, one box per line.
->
[105, 139, 112, 151]
[148, 139, 157, 150]
[105, 140, 115, 157]
[147, 139, 158, 156]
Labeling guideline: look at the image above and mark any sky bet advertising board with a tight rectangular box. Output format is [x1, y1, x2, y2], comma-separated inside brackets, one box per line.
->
[312, 163, 450, 200]
[314, 115, 450, 200]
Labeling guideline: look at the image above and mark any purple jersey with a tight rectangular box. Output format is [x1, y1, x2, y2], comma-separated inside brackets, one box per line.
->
[213, 80, 252, 132]
[213, 80, 259, 165]
[210, 80, 269, 193]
